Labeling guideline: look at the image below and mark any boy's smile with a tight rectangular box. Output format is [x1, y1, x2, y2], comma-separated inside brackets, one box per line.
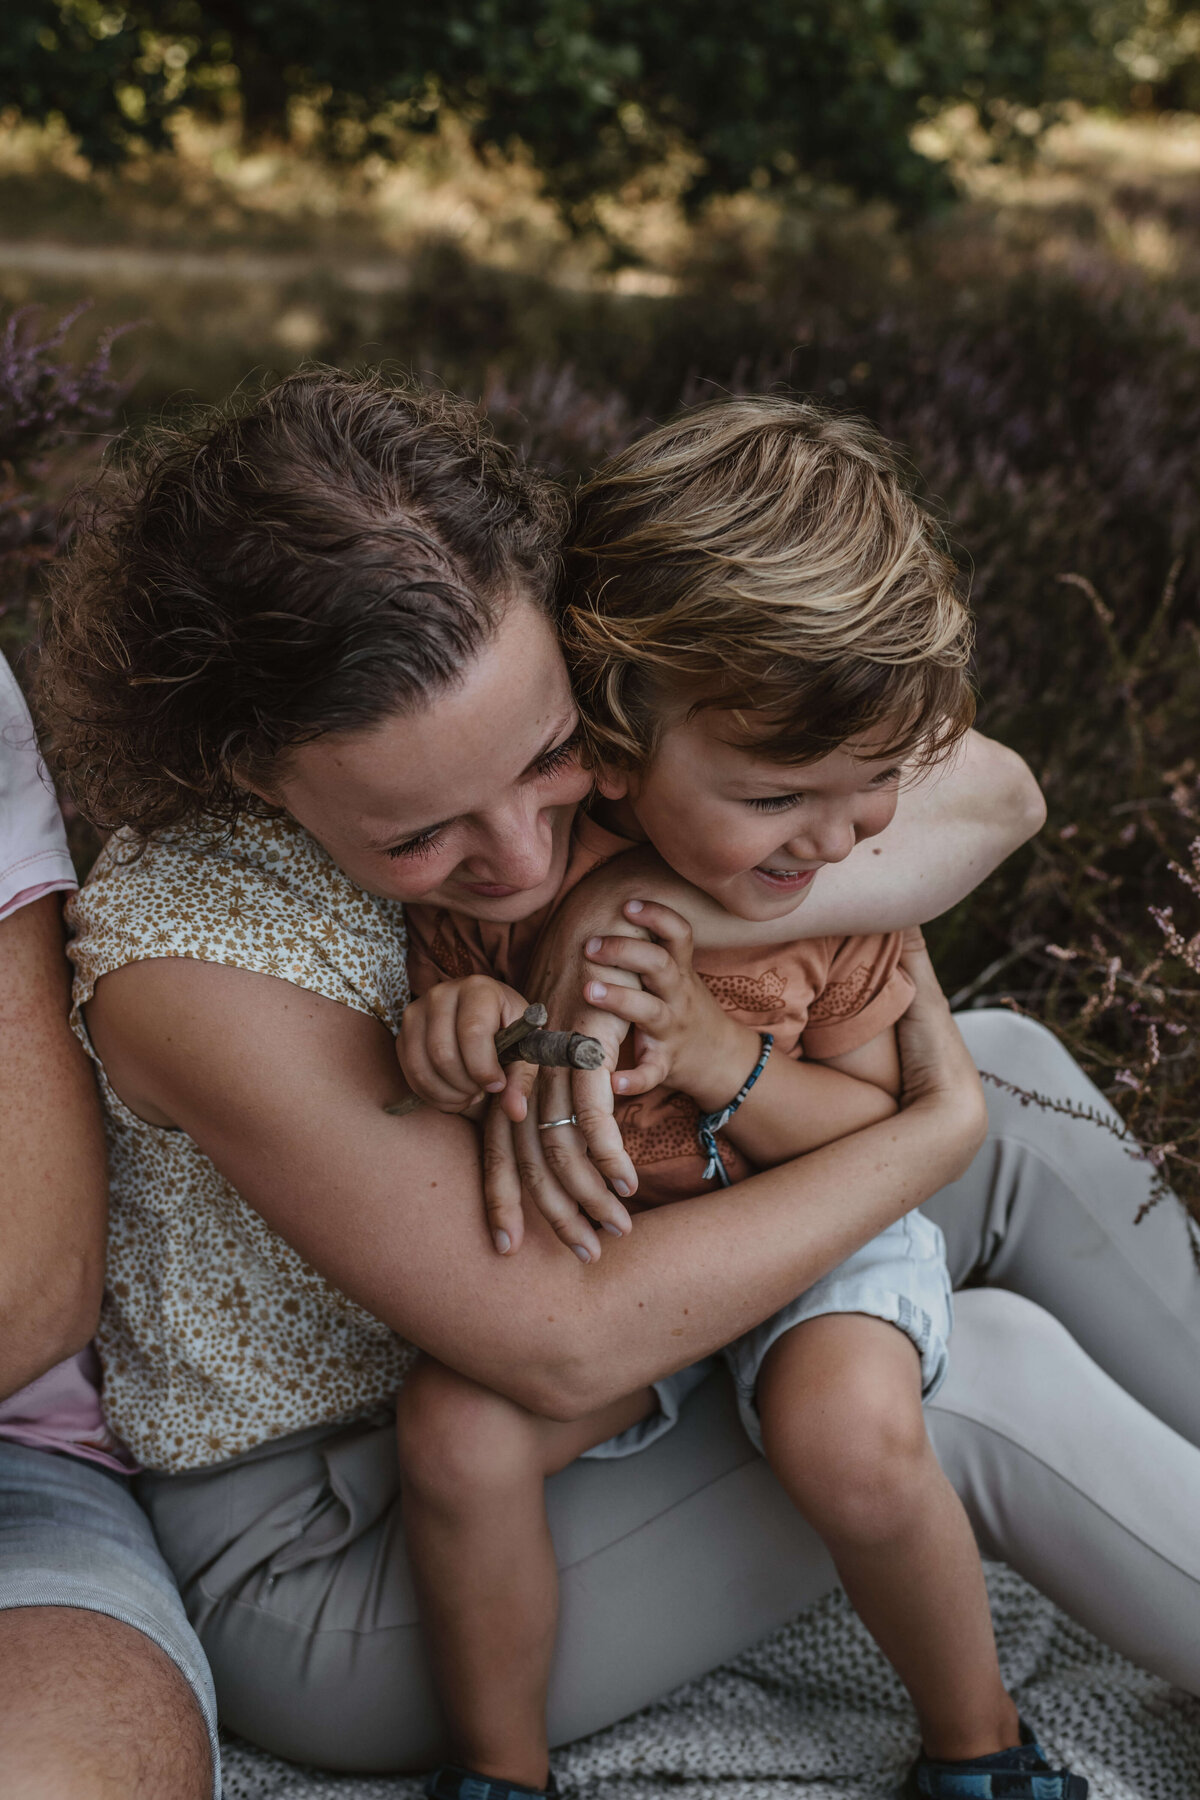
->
[598, 710, 905, 923]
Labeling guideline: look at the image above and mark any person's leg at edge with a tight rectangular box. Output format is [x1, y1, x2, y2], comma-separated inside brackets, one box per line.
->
[756, 1313, 1019, 1764]
[933, 1009, 1200, 1445]
[395, 1354, 659, 1793]
[0, 1606, 212, 1800]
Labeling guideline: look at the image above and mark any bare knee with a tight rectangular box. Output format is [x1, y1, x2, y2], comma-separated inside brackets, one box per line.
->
[761, 1331, 937, 1548]
[0, 1606, 212, 1800]
[396, 1358, 542, 1504]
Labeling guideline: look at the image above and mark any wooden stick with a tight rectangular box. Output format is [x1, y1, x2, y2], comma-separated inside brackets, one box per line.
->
[499, 1030, 606, 1070]
[385, 1004, 604, 1116]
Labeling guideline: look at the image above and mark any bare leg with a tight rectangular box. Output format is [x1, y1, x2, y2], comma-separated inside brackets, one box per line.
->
[757, 1314, 1020, 1763]
[0, 1606, 213, 1800]
[396, 1356, 657, 1790]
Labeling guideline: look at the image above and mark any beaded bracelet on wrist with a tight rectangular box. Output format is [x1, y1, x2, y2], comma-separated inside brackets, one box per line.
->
[697, 1032, 774, 1188]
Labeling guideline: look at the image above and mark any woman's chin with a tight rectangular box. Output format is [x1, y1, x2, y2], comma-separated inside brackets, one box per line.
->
[443, 878, 562, 922]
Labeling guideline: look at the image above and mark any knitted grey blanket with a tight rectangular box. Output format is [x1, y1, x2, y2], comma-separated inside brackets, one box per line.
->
[219, 1565, 1200, 1800]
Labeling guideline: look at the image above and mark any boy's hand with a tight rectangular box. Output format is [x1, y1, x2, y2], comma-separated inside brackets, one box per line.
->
[397, 977, 536, 1122]
[582, 901, 759, 1110]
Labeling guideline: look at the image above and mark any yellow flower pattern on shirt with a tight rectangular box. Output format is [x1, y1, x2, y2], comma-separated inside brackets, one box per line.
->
[67, 812, 416, 1473]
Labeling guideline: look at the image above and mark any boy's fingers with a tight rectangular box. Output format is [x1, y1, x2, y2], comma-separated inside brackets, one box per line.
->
[620, 901, 694, 956]
[459, 981, 534, 1093]
[397, 1026, 478, 1113]
[583, 981, 672, 1032]
[612, 1044, 672, 1096]
[423, 998, 481, 1096]
[584, 936, 678, 987]
[481, 1104, 526, 1255]
[499, 1061, 532, 1123]
[457, 1010, 508, 1094]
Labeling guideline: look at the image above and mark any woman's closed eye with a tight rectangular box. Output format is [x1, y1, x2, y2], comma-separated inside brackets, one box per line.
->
[384, 731, 582, 858]
[387, 826, 447, 861]
[532, 729, 582, 781]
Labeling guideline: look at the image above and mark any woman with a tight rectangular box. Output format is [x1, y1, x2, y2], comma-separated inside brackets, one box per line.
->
[36, 371, 1200, 1774]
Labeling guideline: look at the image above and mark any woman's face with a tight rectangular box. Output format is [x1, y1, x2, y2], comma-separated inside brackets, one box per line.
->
[266, 600, 591, 919]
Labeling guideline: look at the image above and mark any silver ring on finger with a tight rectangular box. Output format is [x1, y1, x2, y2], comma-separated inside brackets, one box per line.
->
[538, 1114, 578, 1131]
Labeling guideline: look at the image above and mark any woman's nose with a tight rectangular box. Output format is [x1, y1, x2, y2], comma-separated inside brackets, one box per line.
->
[466, 804, 553, 889]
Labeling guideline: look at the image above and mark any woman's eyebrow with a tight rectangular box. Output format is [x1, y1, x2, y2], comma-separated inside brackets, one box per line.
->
[364, 716, 580, 850]
[517, 713, 579, 777]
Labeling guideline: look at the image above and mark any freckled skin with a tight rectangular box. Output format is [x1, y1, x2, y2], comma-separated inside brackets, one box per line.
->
[258, 601, 592, 921]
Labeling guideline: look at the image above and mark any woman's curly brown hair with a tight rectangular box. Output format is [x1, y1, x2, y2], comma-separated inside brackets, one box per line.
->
[36, 367, 566, 839]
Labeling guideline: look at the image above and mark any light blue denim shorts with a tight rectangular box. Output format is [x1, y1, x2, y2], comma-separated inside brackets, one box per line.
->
[0, 1439, 220, 1796]
[585, 1210, 953, 1459]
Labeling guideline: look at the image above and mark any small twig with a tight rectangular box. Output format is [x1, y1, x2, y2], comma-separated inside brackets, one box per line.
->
[949, 937, 1043, 1010]
[386, 1004, 605, 1116]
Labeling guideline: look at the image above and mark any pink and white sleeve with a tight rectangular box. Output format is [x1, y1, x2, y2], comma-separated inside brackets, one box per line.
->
[0, 652, 76, 919]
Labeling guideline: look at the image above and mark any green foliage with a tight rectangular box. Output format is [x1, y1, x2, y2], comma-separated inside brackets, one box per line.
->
[0, 1, 1169, 217]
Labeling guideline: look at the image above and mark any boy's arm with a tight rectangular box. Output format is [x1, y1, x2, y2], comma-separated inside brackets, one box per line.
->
[683, 1030, 898, 1169]
[581, 903, 901, 1171]
[817, 1025, 902, 1099]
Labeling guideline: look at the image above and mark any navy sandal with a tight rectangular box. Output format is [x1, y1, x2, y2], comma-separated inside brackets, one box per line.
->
[424, 1766, 561, 1800]
[899, 1719, 1088, 1798]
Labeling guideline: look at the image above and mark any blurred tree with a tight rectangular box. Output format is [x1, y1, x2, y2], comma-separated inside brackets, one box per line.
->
[0, 1, 1186, 216]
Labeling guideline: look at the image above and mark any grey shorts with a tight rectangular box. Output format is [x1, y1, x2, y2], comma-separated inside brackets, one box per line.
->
[586, 1209, 953, 1459]
[0, 1439, 221, 1797]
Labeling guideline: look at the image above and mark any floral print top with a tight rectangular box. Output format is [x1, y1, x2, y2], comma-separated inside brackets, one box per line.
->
[67, 811, 416, 1472]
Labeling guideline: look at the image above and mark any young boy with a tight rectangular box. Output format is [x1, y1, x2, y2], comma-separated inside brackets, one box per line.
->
[396, 398, 1086, 1800]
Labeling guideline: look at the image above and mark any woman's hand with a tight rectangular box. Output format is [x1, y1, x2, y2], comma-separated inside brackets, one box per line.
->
[894, 928, 988, 1175]
[472, 863, 656, 1258]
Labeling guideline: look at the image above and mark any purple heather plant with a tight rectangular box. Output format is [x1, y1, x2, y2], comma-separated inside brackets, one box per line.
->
[0, 304, 131, 641]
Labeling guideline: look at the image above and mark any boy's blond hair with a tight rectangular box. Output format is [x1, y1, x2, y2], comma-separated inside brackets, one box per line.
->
[561, 395, 975, 771]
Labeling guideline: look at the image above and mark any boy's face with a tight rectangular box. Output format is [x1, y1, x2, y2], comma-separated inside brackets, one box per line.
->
[618, 711, 905, 922]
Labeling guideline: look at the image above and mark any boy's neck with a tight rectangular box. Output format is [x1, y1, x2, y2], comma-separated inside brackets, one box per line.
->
[586, 790, 647, 843]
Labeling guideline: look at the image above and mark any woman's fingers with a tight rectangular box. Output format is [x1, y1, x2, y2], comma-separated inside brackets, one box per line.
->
[513, 1102, 604, 1263]
[534, 1066, 635, 1234]
[481, 1102, 526, 1255]
[894, 928, 987, 1162]
[570, 1065, 638, 1201]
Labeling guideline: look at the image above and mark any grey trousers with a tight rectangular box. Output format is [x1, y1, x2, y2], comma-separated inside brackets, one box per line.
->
[139, 1011, 1200, 1773]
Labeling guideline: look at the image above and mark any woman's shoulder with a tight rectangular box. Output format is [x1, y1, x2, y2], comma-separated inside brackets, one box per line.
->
[69, 810, 409, 1033]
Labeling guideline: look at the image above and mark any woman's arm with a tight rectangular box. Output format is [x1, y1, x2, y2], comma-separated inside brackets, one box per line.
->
[565, 730, 1045, 956]
[0, 895, 107, 1399]
[84, 935, 985, 1420]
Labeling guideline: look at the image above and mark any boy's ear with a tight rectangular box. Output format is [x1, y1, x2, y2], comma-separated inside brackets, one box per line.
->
[593, 765, 630, 801]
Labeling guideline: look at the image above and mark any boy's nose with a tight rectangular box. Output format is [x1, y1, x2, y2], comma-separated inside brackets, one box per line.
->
[787, 817, 856, 865]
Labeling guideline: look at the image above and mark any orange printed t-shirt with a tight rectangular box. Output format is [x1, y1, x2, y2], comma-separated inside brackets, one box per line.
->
[406, 814, 914, 1204]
